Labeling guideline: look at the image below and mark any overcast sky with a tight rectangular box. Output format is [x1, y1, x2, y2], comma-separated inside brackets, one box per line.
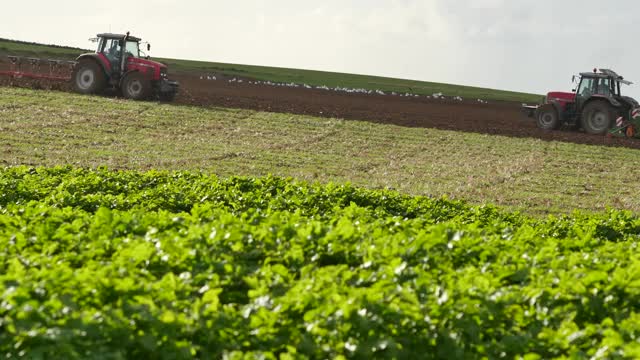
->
[4, 0, 640, 99]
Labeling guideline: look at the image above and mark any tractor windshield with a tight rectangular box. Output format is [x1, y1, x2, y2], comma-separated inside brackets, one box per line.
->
[125, 41, 140, 58]
[578, 76, 620, 97]
[99, 38, 140, 60]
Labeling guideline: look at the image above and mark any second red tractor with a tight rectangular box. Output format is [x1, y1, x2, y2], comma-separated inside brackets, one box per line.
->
[523, 68, 640, 137]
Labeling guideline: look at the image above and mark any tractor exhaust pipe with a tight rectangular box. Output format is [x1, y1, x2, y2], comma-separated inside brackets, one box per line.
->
[120, 31, 129, 76]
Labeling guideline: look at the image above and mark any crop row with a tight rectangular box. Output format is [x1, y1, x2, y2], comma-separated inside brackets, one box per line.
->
[1, 166, 640, 359]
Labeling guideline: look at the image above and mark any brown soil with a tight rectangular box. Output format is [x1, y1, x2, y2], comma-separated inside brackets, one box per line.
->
[2, 58, 640, 150]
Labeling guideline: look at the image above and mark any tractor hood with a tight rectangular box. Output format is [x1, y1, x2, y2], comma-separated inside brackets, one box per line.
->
[128, 57, 167, 70]
[546, 91, 576, 103]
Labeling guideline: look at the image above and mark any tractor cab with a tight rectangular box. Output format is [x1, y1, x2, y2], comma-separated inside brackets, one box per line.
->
[572, 69, 629, 109]
[91, 33, 147, 77]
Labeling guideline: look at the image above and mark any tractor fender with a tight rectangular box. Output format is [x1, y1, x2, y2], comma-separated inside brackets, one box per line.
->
[587, 95, 621, 108]
[541, 100, 564, 121]
[621, 96, 640, 108]
[581, 97, 622, 123]
[581, 98, 618, 116]
[618, 96, 640, 114]
[75, 53, 111, 74]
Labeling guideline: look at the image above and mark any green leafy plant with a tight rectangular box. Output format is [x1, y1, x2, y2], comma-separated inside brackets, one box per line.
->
[1, 166, 639, 359]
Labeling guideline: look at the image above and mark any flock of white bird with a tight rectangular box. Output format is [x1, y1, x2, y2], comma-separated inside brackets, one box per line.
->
[198, 74, 489, 104]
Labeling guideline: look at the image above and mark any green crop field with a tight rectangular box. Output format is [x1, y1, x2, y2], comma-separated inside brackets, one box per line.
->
[0, 37, 542, 103]
[0, 86, 638, 217]
[1, 46, 640, 358]
[2, 166, 640, 359]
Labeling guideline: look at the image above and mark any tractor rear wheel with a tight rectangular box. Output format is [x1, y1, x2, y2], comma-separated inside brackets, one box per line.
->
[71, 60, 106, 95]
[121, 73, 151, 101]
[582, 101, 615, 135]
[536, 104, 560, 130]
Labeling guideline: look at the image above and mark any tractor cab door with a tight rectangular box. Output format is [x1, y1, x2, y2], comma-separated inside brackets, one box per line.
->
[99, 38, 124, 77]
[575, 77, 595, 112]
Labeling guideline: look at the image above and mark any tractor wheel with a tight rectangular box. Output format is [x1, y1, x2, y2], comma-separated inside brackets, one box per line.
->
[536, 104, 560, 130]
[71, 60, 106, 95]
[121, 73, 151, 100]
[582, 101, 615, 135]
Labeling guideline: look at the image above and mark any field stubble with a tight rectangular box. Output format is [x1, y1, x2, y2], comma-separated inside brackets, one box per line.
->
[1, 87, 639, 216]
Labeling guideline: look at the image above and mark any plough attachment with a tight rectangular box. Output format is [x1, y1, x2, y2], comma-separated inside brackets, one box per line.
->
[0, 56, 76, 82]
[608, 109, 640, 138]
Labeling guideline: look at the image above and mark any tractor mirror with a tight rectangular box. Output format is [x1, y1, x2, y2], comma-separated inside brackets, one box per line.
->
[571, 75, 575, 83]
[147, 44, 151, 51]
[572, 88, 576, 92]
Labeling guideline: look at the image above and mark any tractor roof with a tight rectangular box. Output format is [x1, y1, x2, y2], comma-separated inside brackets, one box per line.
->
[96, 33, 142, 42]
[580, 68, 632, 85]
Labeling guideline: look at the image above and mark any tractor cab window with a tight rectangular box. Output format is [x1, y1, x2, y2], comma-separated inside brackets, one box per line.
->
[100, 38, 121, 62]
[577, 78, 594, 97]
[595, 78, 612, 96]
[99, 38, 139, 60]
[125, 41, 140, 58]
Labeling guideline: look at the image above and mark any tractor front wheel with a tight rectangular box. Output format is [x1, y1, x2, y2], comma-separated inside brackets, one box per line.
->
[536, 104, 560, 130]
[122, 73, 151, 101]
[71, 60, 106, 95]
[582, 101, 615, 135]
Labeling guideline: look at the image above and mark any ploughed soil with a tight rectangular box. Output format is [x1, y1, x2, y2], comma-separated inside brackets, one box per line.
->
[2, 57, 640, 150]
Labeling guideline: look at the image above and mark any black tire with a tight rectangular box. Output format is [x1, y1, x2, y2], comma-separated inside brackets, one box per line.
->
[121, 72, 151, 100]
[71, 60, 106, 94]
[536, 104, 560, 130]
[581, 101, 616, 135]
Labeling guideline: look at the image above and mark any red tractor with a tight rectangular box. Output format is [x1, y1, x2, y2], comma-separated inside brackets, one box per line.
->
[523, 68, 640, 137]
[71, 32, 179, 101]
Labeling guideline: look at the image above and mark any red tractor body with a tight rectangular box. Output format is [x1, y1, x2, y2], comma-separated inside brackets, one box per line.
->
[544, 91, 576, 110]
[523, 69, 640, 136]
[72, 32, 179, 101]
[87, 52, 166, 82]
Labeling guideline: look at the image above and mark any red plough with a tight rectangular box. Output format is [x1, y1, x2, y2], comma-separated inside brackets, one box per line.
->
[0, 56, 76, 82]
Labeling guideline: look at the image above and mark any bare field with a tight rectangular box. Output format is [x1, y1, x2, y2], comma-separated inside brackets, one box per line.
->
[1, 86, 639, 216]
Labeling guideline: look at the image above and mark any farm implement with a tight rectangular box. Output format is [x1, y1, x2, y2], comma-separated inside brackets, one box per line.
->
[522, 68, 640, 138]
[0, 56, 77, 82]
[0, 32, 179, 101]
